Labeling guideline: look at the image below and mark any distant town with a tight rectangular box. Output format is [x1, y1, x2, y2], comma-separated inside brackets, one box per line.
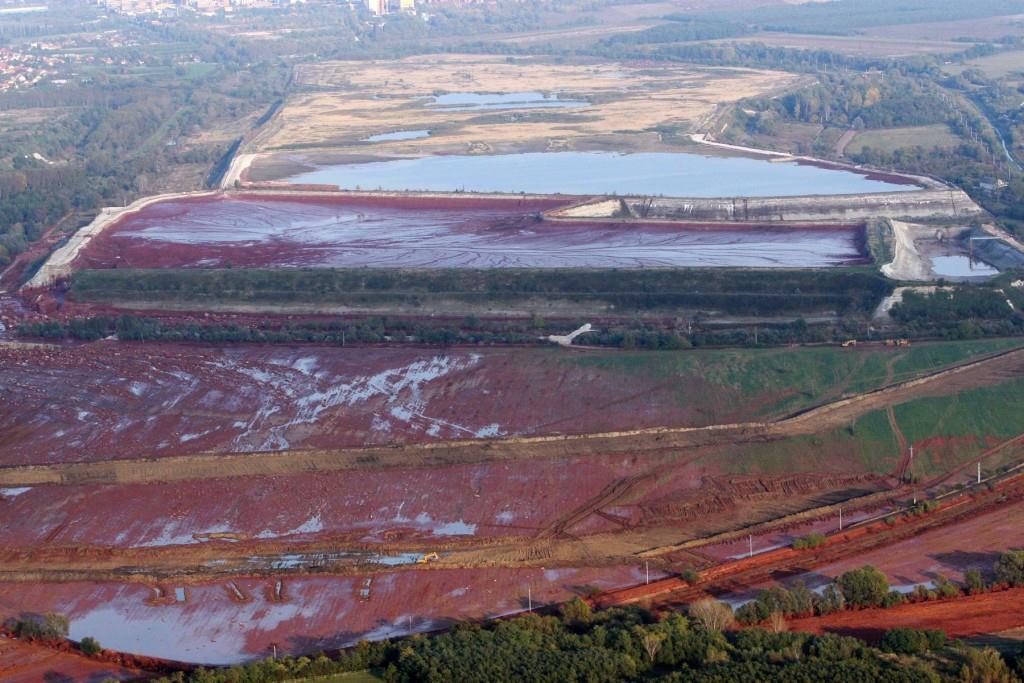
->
[98, 0, 417, 17]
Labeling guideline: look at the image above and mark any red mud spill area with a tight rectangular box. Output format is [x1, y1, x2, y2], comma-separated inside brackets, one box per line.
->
[74, 193, 868, 269]
[0, 567, 661, 665]
[723, 498, 1024, 606]
[0, 343, 767, 466]
[0, 450, 708, 546]
[788, 588, 1024, 642]
[0, 636, 140, 683]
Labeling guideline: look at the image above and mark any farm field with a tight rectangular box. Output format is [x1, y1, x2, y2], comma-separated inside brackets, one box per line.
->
[942, 49, 1024, 78]
[845, 125, 962, 156]
[710, 32, 970, 58]
[863, 14, 1024, 41]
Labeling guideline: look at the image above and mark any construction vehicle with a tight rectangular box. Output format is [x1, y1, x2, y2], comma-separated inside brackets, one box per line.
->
[416, 552, 440, 564]
[841, 339, 857, 348]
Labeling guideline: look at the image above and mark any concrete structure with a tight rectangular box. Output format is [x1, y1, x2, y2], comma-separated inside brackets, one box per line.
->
[550, 189, 984, 225]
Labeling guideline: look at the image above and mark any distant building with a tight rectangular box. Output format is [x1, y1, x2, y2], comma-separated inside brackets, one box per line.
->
[366, 0, 385, 14]
[398, 0, 414, 10]
[979, 177, 1008, 193]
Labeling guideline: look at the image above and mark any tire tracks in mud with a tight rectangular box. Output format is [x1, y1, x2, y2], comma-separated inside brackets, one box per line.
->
[2, 346, 1023, 488]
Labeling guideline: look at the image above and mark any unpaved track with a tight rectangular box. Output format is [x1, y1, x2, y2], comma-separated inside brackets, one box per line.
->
[2, 346, 1022, 488]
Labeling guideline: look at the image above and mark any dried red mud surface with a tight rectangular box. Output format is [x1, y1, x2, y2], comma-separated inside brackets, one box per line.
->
[788, 587, 1024, 642]
[0, 636, 140, 683]
[0, 343, 790, 466]
[0, 453, 668, 547]
[73, 194, 867, 270]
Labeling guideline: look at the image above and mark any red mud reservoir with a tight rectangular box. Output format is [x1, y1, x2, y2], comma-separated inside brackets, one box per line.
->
[75, 194, 868, 270]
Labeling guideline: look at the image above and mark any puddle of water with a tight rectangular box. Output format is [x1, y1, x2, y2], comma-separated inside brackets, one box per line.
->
[174, 587, 186, 602]
[288, 151, 918, 197]
[433, 520, 476, 536]
[363, 129, 431, 142]
[931, 255, 999, 278]
[427, 91, 587, 111]
[376, 553, 424, 566]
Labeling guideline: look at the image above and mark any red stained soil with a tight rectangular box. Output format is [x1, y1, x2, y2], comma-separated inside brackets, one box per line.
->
[72, 193, 867, 271]
[787, 587, 1024, 642]
[0, 636, 141, 683]
[0, 342, 779, 466]
[804, 498, 1024, 588]
[0, 452, 665, 547]
[0, 566, 661, 665]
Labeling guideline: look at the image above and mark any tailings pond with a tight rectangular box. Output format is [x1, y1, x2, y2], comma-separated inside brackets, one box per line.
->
[76, 194, 868, 270]
[283, 151, 918, 197]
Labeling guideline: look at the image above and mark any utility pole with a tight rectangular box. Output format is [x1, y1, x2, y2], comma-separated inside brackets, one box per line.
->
[748, 534, 753, 558]
[839, 507, 843, 531]
[907, 445, 914, 483]
[645, 560, 650, 585]
[528, 586, 532, 612]
[978, 462, 982, 484]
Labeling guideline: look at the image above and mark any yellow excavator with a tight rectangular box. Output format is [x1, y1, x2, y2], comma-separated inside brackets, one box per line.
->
[416, 552, 440, 564]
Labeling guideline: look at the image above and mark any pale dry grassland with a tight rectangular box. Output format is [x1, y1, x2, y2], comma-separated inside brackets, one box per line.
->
[258, 55, 798, 155]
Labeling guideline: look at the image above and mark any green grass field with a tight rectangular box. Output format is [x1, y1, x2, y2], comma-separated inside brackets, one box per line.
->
[564, 338, 1023, 421]
[943, 50, 1024, 78]
[703, 373, 1024, 480]
[845, 124, 961, 155]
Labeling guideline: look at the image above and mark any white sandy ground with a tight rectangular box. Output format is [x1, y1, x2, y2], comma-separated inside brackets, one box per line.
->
[881, 219, 932, 281]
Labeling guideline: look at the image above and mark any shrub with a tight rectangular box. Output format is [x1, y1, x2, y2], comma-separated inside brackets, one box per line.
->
[560, 597, 592, 626]
[879, 628, 945, 655]
[964, 568, 986, 594]
[80, 636, 102, 656]
[814, 585, 846, 615]
[881, 590, 906, 608]
[689, 599, 734, 632]
[792, 532, 826, 550]
[9, 613, 69, 641]
[995, 550, 1024, 587]
[838, 566, 889, 608]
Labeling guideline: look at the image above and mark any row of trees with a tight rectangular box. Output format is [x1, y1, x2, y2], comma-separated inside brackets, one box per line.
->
[738, 551, 1024, 627]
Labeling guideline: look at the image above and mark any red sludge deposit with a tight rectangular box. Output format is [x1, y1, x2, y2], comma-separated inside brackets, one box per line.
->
[74, 193, 868, 269]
